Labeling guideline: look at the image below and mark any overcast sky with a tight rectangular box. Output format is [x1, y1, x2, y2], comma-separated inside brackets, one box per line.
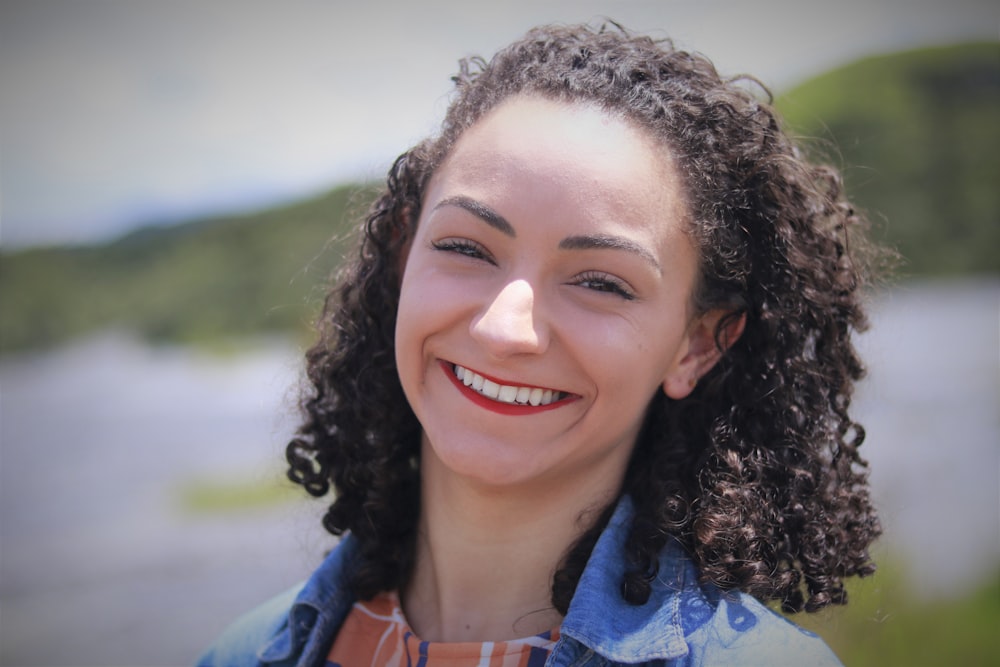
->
[2, 0, 997, 248]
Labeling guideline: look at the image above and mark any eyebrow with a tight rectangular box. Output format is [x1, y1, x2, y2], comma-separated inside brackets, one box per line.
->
[433, 194, 661, 273]
[433, 195, 515, 237]
[560, 234, 662, 274]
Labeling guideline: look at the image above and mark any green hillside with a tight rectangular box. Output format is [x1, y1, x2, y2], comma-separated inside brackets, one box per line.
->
[1, 41, 997, 355]
[776, 41, 999, 276]
[0, 184, 377, 355]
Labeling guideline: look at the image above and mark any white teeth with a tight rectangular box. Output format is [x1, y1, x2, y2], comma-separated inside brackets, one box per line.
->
[498, 385, 518, 403]
[453, 365, 563, 407]
[481, 379, 500, 399]
[528, 387, 544, 406]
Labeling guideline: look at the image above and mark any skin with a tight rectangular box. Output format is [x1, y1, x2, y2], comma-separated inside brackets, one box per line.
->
[393, 95, 735, 643]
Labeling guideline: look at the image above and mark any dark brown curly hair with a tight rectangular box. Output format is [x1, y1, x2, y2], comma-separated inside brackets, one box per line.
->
[286, 21, 881, 615]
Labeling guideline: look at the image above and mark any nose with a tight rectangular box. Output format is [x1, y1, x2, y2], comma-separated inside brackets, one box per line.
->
[470, 279, 549, 358]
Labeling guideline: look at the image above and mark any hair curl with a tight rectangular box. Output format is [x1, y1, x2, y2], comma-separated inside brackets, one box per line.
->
[286, 22, 881, 615]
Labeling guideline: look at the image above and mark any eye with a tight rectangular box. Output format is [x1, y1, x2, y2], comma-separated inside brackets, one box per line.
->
[574, 271, 636, 300]
[431, 238, 495, 264]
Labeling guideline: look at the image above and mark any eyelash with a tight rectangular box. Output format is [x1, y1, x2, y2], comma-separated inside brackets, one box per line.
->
[574, 271, 636, 300]
[431, 238, 495, 264]
[431, 238, 635, 300]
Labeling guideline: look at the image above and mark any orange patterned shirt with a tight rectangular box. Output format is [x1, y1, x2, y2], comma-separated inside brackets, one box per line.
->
[326, 592, 559, 667]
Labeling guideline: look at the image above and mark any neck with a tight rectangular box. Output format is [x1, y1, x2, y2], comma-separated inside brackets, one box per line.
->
[402, 441, 621, 643]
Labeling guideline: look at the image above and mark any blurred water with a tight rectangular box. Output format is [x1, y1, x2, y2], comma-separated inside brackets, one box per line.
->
[0, 334, 335, 666]
[854, 278, 1000, 596]
[0, 278, 997, 666]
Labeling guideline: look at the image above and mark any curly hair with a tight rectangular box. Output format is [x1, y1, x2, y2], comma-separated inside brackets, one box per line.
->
[286, 22, 881, 615]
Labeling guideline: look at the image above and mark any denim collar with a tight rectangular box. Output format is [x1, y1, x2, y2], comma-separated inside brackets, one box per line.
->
[257, 495, 695, 666]
[257, 535, 360, 666]
[559, 495, 692, 663]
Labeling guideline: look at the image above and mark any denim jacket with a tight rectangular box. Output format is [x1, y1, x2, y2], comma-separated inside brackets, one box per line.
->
[197, 497, 842, 666]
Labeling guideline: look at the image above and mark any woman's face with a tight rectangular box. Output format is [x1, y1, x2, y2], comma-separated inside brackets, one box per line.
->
[395, 95, 722, 491]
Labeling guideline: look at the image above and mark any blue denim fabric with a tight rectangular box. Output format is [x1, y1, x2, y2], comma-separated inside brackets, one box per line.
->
[197, 497, 842, 666]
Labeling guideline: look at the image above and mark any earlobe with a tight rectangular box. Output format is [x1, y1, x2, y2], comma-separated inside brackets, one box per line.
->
[662, 310, 745, 399]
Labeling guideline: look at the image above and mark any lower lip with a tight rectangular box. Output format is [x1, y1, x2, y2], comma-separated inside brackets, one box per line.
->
[440, 361, 576, 416]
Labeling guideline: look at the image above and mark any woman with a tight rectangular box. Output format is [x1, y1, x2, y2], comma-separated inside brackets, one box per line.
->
[200, 22, 880, 666]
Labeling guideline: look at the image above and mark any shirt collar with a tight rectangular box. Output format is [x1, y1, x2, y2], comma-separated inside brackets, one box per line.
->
[258, 534, 361, 665]
[559, 495, 693, 663]
[258, 496, 697, 665]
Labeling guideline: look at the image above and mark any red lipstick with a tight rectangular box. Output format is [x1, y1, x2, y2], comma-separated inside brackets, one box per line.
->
[440, 361, 576, 415]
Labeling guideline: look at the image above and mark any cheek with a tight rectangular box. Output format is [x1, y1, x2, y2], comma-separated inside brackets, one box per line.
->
[562, 317, 646, 386]
[572, 312, 686, 397]
[394, 266, 473, 367]
[594, 349, 659, 402]
[394, 271, 431, 385]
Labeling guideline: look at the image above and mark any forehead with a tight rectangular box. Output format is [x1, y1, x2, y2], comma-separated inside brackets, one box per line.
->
[426, 95, 689, 243]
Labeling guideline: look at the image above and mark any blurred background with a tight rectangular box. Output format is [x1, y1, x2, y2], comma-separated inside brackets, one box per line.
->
[1, 1, 997, 665]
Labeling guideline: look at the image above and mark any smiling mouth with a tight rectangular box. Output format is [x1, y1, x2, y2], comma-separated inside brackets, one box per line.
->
[440, 362, 576, 414]
[452, 364, 568, 406]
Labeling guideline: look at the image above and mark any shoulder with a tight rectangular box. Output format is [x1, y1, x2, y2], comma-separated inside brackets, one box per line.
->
[195, 584, 302, 667]
[559, 498, 843, 666]
[679, 586, 844, 666]
[195, 535, 361, 667]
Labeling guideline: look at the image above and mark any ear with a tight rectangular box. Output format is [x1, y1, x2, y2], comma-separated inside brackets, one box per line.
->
[662, 309, 745, 400]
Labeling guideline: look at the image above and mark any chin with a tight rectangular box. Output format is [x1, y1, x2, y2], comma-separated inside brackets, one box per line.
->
[423, 435, 549, 489]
